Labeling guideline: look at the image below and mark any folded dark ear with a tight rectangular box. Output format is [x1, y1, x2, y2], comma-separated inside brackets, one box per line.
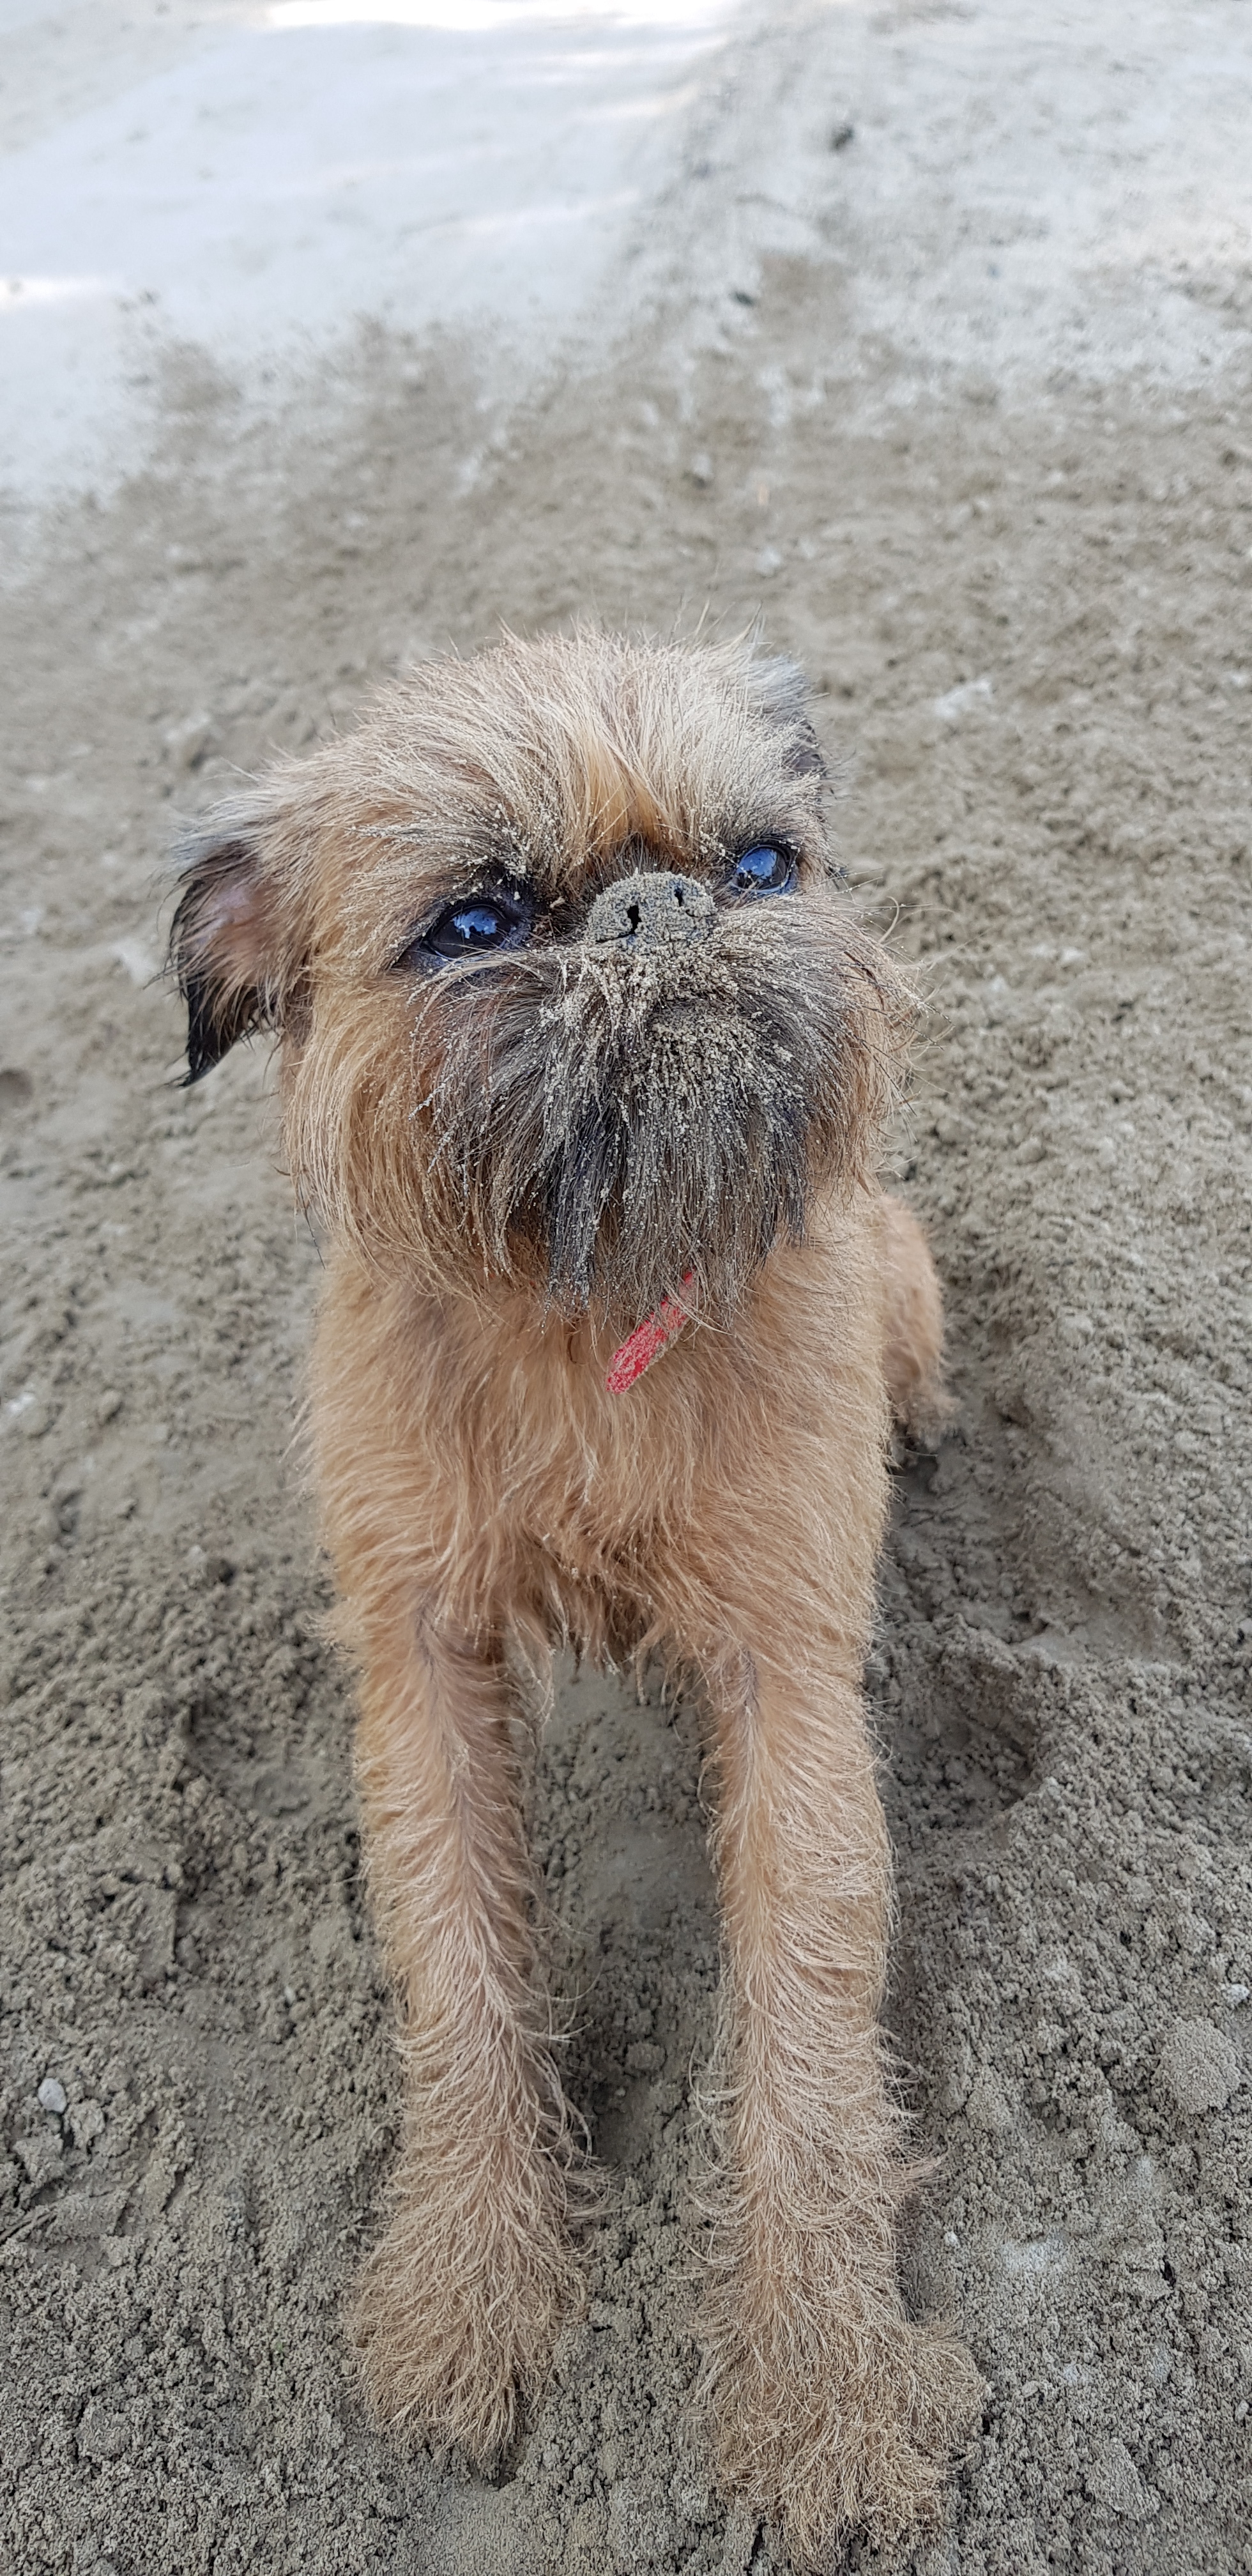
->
[745, 654, 827, 779]
[168, 806, 290, 1084]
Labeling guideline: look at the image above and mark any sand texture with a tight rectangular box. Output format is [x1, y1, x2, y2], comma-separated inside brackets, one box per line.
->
[3, 4, 1252, 2570]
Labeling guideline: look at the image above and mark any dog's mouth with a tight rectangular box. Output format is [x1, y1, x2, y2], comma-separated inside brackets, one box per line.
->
[416, 904, 909, 1331]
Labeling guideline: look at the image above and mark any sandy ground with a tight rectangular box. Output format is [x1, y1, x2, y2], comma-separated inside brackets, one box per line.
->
[0, 0, 735, 503]
[3, 2, 1252, 2570]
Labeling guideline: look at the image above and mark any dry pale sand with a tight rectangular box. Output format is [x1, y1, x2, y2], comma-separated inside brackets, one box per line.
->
[3, 4, 1252, 2572]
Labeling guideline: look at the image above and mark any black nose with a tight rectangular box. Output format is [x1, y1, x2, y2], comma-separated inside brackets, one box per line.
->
[586, 869, 715, 952]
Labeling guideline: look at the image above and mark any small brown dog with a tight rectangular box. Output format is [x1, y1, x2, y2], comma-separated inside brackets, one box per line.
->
[171, 630, 981, 2560]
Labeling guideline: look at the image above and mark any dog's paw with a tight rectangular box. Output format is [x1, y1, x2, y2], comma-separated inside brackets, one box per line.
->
[703, 2288, 984, 2567]
[350, 2181, 583, 2462]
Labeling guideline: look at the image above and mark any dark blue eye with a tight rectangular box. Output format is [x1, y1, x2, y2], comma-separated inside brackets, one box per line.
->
[424, 890, 531, 960]
[728, 844, 796, 896]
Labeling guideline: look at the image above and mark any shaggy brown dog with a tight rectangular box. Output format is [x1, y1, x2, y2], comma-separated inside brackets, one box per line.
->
[171, 630, 981, 2561]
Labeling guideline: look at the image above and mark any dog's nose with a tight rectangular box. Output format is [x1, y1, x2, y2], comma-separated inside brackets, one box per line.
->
[585, 870, 714, 952]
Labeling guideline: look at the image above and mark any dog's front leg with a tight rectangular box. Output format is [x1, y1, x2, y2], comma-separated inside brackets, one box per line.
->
[699, 1642, 982, 2559]
[348, 1613, 581, 2458]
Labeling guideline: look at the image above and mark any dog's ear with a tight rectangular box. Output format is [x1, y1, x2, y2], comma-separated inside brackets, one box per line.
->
[169, 805, 297, 1084]
[745, 654, 827, 779]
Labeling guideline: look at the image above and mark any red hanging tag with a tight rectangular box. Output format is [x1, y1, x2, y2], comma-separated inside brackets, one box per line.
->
[605, 1273, 698, 1395]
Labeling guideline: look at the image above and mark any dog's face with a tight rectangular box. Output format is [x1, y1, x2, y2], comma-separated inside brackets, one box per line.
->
[171, 633, 910, 1326]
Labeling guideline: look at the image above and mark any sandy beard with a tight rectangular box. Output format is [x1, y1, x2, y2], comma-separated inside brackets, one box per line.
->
[406, 898, 911, 1329]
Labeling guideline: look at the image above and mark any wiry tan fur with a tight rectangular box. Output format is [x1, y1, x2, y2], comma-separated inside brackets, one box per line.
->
[171, 629, 982, 2563]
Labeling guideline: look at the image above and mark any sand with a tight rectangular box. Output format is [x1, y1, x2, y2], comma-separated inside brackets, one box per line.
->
[0, 0, 735, 504]
[3, 3, 1252, 2570]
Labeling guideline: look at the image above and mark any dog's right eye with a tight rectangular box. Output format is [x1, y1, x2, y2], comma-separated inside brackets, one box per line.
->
[422, 891, 532, 961]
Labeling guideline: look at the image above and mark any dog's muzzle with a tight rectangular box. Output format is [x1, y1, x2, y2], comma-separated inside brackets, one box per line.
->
[585, 869, 714, 953]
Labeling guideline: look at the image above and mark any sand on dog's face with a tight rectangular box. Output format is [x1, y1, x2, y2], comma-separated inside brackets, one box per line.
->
[4, 53, 1252, 2576]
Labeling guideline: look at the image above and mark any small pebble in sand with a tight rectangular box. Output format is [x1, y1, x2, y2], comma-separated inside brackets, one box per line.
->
[68, 2097, 105, 2150]
[165, 713, 213, 770]
[687, 451, 714, 486]
[14, 2129, 62, 2188]
[77, 2399, 131, 2464]
[1158, 2016, 1239, 2113]
[37, 2076, 67, 2116]
[1085, 2435, 1156, 2521]
[965, 2067, 1015, 2135]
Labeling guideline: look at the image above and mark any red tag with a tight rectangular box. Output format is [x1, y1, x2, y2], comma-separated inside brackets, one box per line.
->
[606, 1273, 697, 1394]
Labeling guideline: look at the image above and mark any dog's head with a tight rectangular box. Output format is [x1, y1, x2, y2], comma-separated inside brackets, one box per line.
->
[170, 631, 912, 1326]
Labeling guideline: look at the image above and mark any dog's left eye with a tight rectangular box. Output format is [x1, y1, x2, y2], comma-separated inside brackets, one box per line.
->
[423, 890, 532, 960]
[726, 845, 797, 897]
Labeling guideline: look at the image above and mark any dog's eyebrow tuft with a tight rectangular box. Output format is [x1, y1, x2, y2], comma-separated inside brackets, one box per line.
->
[744, 657, 827, 779]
